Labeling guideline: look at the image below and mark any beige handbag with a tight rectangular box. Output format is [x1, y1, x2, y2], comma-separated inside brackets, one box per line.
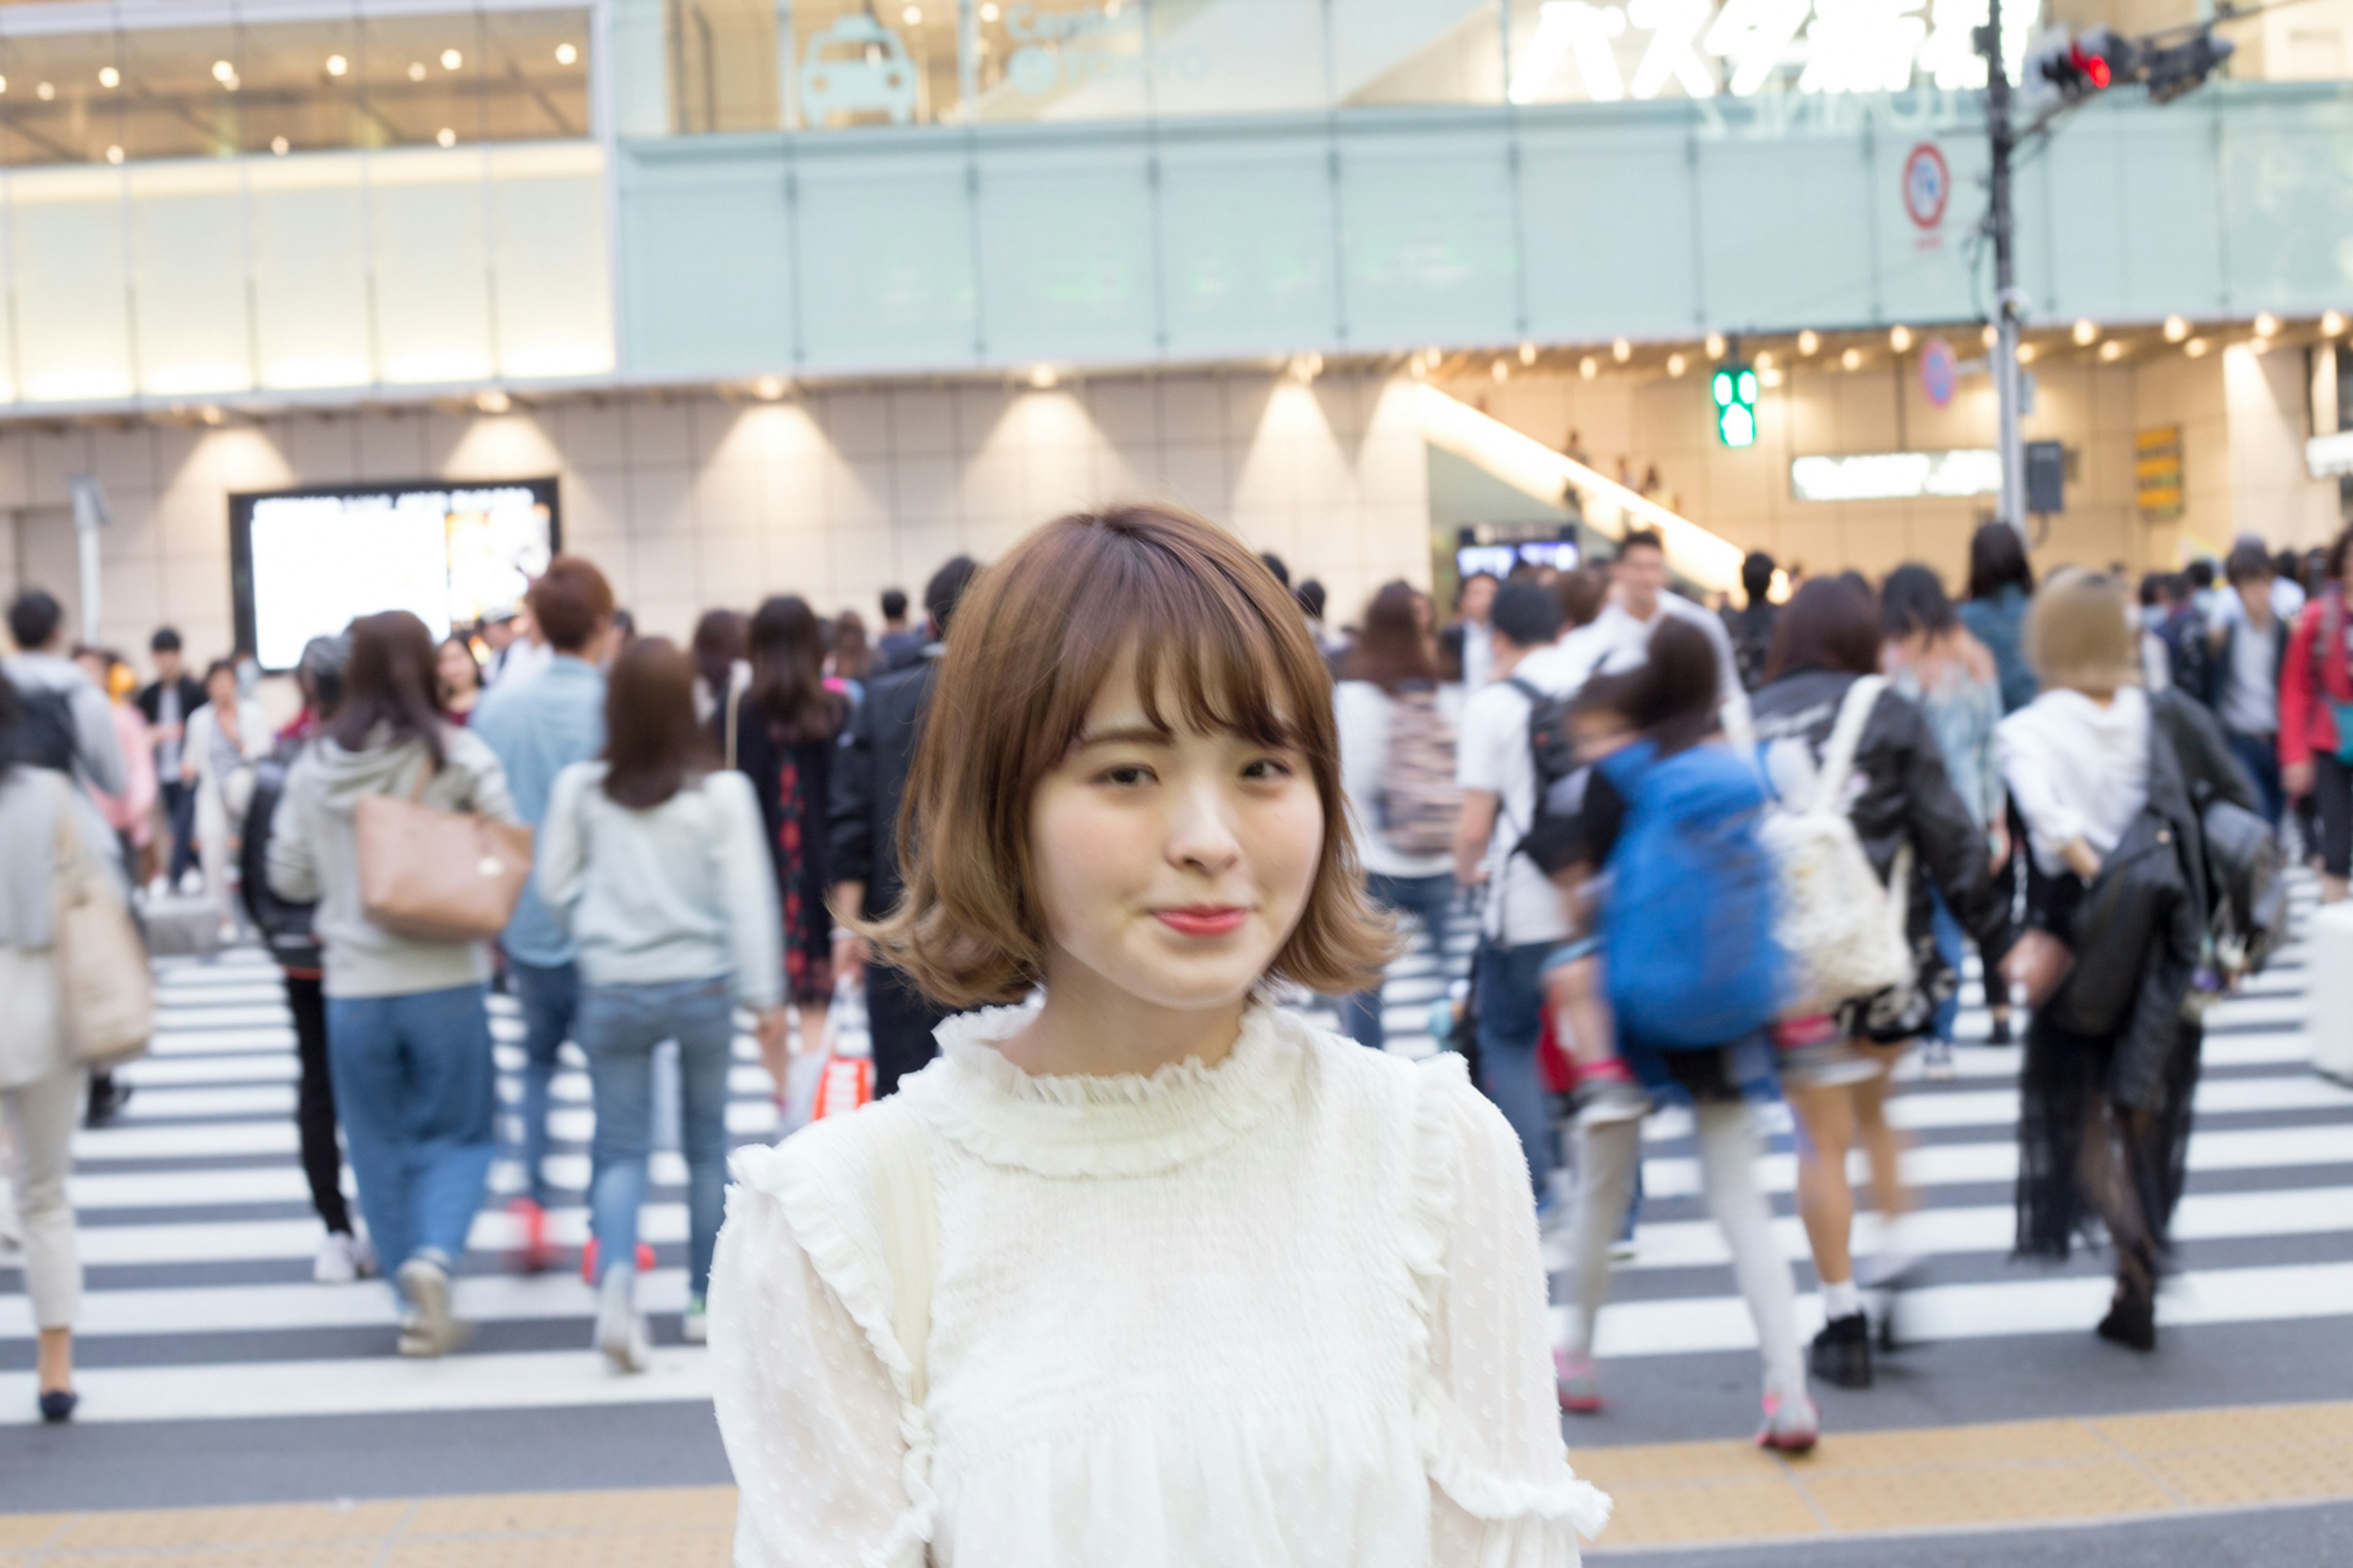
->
[353, 754, 534, 944]
[51, 776, 154, 1068]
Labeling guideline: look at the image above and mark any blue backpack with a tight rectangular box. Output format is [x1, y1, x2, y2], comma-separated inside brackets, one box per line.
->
[1597, 740, 1784, 1050]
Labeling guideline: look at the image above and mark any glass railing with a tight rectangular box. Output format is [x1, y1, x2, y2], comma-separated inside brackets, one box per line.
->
[0, 4, 589, 166]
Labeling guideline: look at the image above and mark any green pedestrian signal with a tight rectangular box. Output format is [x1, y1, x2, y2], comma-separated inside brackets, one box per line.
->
[1711, 365, 1758, 448]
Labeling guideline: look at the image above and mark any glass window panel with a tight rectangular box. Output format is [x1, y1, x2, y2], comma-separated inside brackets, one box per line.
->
[127, 161, 254, 396]
[247, 153, 375, 390]
[969, 0, 1153, 121]
[483, 9, 593, 141]
[672, 0, 780, 132]
[792, 0, 960, 128]
[368, 147, 495, 383]
[235, 19, 366, 156]
[1335, 0, 1504, 106]
[11, 166, 135, 401]
[119, 26, 248, 162]
[1, 30, 127, 167]
[358, 10, 488, 149]
[488, 142, 614, 377]
[1140, 0, 1329, 117]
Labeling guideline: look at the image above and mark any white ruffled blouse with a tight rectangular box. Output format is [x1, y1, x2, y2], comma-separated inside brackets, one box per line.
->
[708, 1002, 1612, 1567]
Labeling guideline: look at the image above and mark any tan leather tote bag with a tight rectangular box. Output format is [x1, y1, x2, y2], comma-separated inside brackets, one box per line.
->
[353, 754, 533, 944]
[51, 775, 154, 1069]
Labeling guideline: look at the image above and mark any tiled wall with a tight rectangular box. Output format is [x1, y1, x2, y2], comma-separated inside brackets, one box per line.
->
[0, 367, 1433, 672]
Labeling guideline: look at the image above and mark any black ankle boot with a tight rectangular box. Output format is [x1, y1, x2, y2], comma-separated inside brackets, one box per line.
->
[1809, 1311, 1874, 1388]
[38, 1389, 77, 1424]
[2096, 1281, 2157, 1352]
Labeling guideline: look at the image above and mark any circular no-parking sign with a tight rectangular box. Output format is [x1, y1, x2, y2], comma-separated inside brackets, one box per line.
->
[1903, 143, 1950, 230]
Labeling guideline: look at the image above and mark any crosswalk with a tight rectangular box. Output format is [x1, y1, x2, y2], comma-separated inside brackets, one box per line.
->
[2, 884, 2348, 1427]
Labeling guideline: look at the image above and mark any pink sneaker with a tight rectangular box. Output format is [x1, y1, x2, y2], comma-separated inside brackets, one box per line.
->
[508, 1197, 555, 1276]
[1756, 1391, 1820, 1454]
[578, 1236, 659, 1286]
[1555, 1350, 1603, 1415]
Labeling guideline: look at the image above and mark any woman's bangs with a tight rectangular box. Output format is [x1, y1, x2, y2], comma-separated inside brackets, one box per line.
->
[1111, 558, 1303, 751]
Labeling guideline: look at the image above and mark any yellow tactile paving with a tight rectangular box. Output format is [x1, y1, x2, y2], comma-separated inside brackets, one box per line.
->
[2, 1403, 2348, 1559]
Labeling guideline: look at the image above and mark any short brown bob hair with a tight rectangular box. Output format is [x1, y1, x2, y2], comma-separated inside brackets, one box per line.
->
[864, 503, 1393, 1009]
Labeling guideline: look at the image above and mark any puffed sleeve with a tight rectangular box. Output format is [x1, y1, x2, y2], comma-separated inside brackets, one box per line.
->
[1412, 1058, 1612, 1566]
[708, 1144, 922, 1567]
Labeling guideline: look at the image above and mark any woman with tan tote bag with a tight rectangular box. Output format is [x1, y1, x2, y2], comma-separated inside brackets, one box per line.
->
[269, 611, 521, 1360]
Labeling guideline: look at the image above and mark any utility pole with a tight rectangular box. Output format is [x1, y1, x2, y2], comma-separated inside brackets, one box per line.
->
[1978, 0, 2028, 539]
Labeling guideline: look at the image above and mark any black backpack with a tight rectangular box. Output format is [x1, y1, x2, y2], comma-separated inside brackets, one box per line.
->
[0, 678, 78, 773]
[239, 745, 322, 969]
[1504, 676, 1582, 866]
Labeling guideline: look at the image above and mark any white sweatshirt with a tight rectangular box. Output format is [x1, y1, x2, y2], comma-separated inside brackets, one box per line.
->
[1996, 686, 2151, 877]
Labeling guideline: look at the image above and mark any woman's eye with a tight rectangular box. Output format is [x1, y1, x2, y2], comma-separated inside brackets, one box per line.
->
[1097, 763, 1155, 788]
[1241, 757, 1297, 782]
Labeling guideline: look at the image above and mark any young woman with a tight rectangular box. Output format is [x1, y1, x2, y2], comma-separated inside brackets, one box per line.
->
[1545, 622, 1815, 1445]
[2280, 523, 2353, 905]
[538, 638, 784, 1366]
[724, 596, 848, 1087]
[1751, 579, 2014, 1391]
[182, 656, 273, 935]
[1881, 565, 2009, 1070]
[688, 608, 748, 725]
[0, 676, 128, 1422]
[268, 611, 518, 1357]
[829, 608, 874, 710]
[1957, 521, 2037, 716]
[1331, 581, 1459, 1050]
[710, 505, 1610, 1565]
[436, 634, 486, 723]
[2000, 570, 2251, 1352]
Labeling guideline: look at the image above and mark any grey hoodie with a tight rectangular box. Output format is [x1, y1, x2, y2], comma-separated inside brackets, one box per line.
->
[268, 725, 518, 999]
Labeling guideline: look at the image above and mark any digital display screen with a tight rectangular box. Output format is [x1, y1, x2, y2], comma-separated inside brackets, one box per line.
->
[230, 480, 561, 671]
[1457, 540, 1578, 581]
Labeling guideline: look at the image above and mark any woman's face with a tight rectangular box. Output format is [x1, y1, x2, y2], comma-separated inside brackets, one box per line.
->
[438, 640, 479, 697]
[1026, 661, 1323, 1016]
[205, 668, 237, 708]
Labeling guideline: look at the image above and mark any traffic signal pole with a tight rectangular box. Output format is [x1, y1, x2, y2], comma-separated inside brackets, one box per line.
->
[1979, 0, 2029, 539]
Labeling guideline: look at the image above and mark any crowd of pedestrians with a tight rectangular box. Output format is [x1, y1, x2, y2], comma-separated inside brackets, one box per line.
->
[0, 503, 2332, 1493]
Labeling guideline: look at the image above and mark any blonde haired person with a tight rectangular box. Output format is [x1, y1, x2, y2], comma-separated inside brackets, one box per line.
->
[709, 506, 1610, 1565]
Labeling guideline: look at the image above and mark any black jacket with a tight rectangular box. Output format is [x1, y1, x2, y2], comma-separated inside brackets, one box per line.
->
[1752, 668, 2016, 1004]
[828, 646, 942, 920]
[135, 674, 206, 732]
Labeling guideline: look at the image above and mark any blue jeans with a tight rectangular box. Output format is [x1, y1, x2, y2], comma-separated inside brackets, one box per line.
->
[325, 984, 498, 1281]
[1930, 885, 1965, 1044]
[161, 779, 197, 883]
[1474, 937, 1561, 1196]
[2226, 730, 2285, 828]
[577, 977, 737, 1300]
[506, 957, 579, 1208]
[1337, 873, 1457, 1050]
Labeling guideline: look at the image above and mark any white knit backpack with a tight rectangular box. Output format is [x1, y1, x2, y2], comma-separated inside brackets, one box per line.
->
[1758, 675, 1914, 1016]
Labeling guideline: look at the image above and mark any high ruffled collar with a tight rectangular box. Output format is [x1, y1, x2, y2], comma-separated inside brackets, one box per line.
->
[902, 1001, 1309, 1178]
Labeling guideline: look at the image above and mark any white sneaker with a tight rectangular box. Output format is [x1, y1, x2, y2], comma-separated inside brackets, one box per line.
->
[395, 1253, 459, 1358]
[1920, 1040, 1957, 1081]
[313, 1232, 362, 1285]
[595, 1262, 651, 1374]
[681, 1294, 708, 1345]
[351, 1235, 381, 1279]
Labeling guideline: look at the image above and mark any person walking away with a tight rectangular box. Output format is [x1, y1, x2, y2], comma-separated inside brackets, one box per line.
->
[827, 610, 873, 712]
[829, 555, 980, 1097]
[1452, 580, 1575, 1201]
[1722, 550, 1781, 694]
[709, 504, 1609, 1562]
[0, 676, 129, 1423]
[2203, 542, 2287, 828]
[136, 627, 205, 892]
[1881, 566, 2010, 1071]
[1332, 582, 1460, 1050]
[1439, 569, 1499, 688]
[1548, 619, 1820, 1447]
[1560, 530, 1752, 747]
[2281, 525, 2353, 905]
[470, 555, 616, 1271]
[75, 647, 156, 1127]
[873, 587, 924, 673]
[1958, 522, 2039, 716]
[1752, 578, 2014, 1389]
[3, 590, 127, 800]
[727, 597, 846, 1088]
[267, 610, 520, 1356]
[539, 638, 783, 1366]
[242, 635, 373, 1284]
[688, 609, 748, 724]
[437, 635, 486, 724]
[1999, 569, 2253, 1349]
[181, 658, 273, 940]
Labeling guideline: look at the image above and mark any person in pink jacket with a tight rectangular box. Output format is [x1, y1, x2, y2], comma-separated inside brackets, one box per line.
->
[73, 648, 157, 877]
[2278, 525, 2353, 906]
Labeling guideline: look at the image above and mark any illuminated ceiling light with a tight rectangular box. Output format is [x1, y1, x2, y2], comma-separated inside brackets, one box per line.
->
[1759, 366, 1786, 388]
[2072, 317, 2098, 346]
[212, 59, 236, 83]
[1611, 336, 1632, 363]
[407, 61, 428, 81]
[199, 406, 225, 426]
[1705, 332, 1727, 360]
[1666, 352, 1687, 377]
[476, 390, 512, 414]
[903, 4, 923, 22]
[1028, 363, 1059, 389]
[1578, 355, 1597, 380]
[105, 145, 124, 165]
[556, 43, 578, 66]
[1889, 324, 1914, 352]
[981, 0, 1002, 18]
[436, 127, 457, 147]
[1841, 346, 1863, 370]
[441, 48, 463, 70]
[2253, 311, 2280, 338]
[37, 81, 56, 100]
[270, 135, 289, 155]
[2097, 339, 2126, 362]
[2184, 336, 2210, 358]
[1797, 330, 1819, 355]
[2162, 314, 2189, 342]
[1518, 341, 1536, 366]
[1754, 350, 1776, 371]
[1290, 352, 1323, 384]
[2017, 341, 2039, 364]
[0, 77, 9, 94]
[2322, 309, 2347, 338]
[98, 66, 119, 88]
[752, 376, 786, 401]
[1981, 323, 1998, 349]
[327, 54, 349, 77]
[1491, 358, 1510, 382]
